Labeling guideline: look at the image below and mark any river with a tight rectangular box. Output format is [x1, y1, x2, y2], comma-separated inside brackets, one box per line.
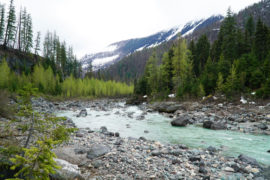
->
[57, 102, 270, 165]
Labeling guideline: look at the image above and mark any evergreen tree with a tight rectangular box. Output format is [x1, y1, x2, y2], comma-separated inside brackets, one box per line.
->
[244, 15, 255, 53]
[3, 0, 16, 47]
[25, 14, 33, 52]
[34, 31, 41, 55]
[221, 8, 237, 62]
[254, 18, 269, 61]
[0, 4, 5, 44]
[160, 49, 174, 93]
[194, 35, 210, 76]
[200, 57, 217, 95]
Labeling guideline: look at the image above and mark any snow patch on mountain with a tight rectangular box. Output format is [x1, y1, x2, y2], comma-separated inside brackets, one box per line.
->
[81, 15, 224, 71]
[92, 54, 119, 67]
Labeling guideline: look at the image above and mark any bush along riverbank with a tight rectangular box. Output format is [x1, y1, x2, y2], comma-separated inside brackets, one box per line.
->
[1, 93, 270, 179]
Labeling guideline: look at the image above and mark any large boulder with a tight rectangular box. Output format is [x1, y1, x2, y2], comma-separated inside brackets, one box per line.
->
[86, 144, 110, 159]
[203, 121, 227, 130]
[67, 101, 81, 108]
[51, 159, 84, 180]
[203, 121, 213, 129]
[151, 102, 182, 113]
[126, 96, 145, 105]
[77, 109, 87, 117]
[171, 116, 190, 127]
[238, 154, 260, 167]
[211, 122, 227, 130]
[257, 123, 268, 130]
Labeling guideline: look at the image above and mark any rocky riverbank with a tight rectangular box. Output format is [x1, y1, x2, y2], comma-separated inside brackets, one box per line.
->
[27, 97, 270, 179]
[52, 126, 269, 180]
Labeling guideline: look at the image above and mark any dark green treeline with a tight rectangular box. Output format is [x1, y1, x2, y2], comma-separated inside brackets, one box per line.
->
[135, 9, 270, 99]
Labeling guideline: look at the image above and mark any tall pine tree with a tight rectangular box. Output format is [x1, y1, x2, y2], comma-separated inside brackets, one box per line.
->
[3, 0, 16, 47]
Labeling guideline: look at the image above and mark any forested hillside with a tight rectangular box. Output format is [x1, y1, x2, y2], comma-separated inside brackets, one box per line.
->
[0, 0, 133, 97]
[100, 0, 270, 84]
[135, 9, 270, 99]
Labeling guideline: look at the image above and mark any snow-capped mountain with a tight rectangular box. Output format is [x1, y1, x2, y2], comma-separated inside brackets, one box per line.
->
[81, 15, 224, 71]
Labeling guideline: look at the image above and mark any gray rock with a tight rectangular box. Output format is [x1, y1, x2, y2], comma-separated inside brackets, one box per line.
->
[238, 154, 259, 166]
[52, 159, 84, 180]
[76, 133, 84, 138]
[211, 122, 227, 130]
[139, 137, 147, 141]
[77, 109, 87, 117]
[114, 139, 124, 146]
[151, 150, 162, 156]
[87, 144, 110, 159]
[203, 121, 213, 129]
[100, 126, 108, 133]
[207, 146, 217, 152]
[114, 132, 120, 137]
[92, 160, 103, 168]
[144, 130, 149, 133]
[257, 123, 268, 130]
[189, 156, 201, 162]
[171, 116, 190, 127]
[74, 148, 87, 154]
[67, 102, 81, 108]
[199, 167, 208, 174]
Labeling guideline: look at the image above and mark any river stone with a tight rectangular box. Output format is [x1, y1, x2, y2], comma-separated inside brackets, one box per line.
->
[199, 167, 208, 174]
[257, 123, 268, 130]
[77, 109, 87, 117]
[151, 150, 162, 156]
[203, 121, 213, 129]
[211, 122, 227, 130]
[52, 158, 84, 180]
[207, 146, 217, 152]
[100, 126, 108, 133]
[171, 116, 190, 127]
[224, 167, 235, 172]
[74, 148, 87, 154]
[189, 156, 201, 162]
[238, 154, 259, 166]
[87, 144, 110, 159]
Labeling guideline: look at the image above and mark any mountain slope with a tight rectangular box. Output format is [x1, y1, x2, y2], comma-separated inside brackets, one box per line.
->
[81, 15, 223, 71]
[100, 0, 270, 83]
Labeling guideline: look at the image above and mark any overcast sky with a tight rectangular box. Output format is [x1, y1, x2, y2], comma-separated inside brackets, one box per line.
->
[1, 0, 261, 58]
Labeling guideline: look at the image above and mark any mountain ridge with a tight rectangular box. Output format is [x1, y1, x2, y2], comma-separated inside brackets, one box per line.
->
[81, 15, 224, 71]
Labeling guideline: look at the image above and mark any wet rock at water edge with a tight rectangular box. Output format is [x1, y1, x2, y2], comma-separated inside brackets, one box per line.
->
[144, 130, 149, 133]
[86, 144, 110, 159]
[100, 126, 108, 133]
[114, 132, 120, 137]
[207, 146, 217, 152]
[257, 123, 268, 130]
[139, 137, 147, 141]
[77, 109, 87, 117]
[171, 116, 190, 127]
[203, 121, 227, 130]
[238, 154, 259, 167]
[211, 122, 227, 130]
[203, 121, 213, 129]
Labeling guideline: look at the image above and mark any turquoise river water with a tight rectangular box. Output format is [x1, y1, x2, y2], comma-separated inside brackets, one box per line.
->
[57, 103, 270, 165]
